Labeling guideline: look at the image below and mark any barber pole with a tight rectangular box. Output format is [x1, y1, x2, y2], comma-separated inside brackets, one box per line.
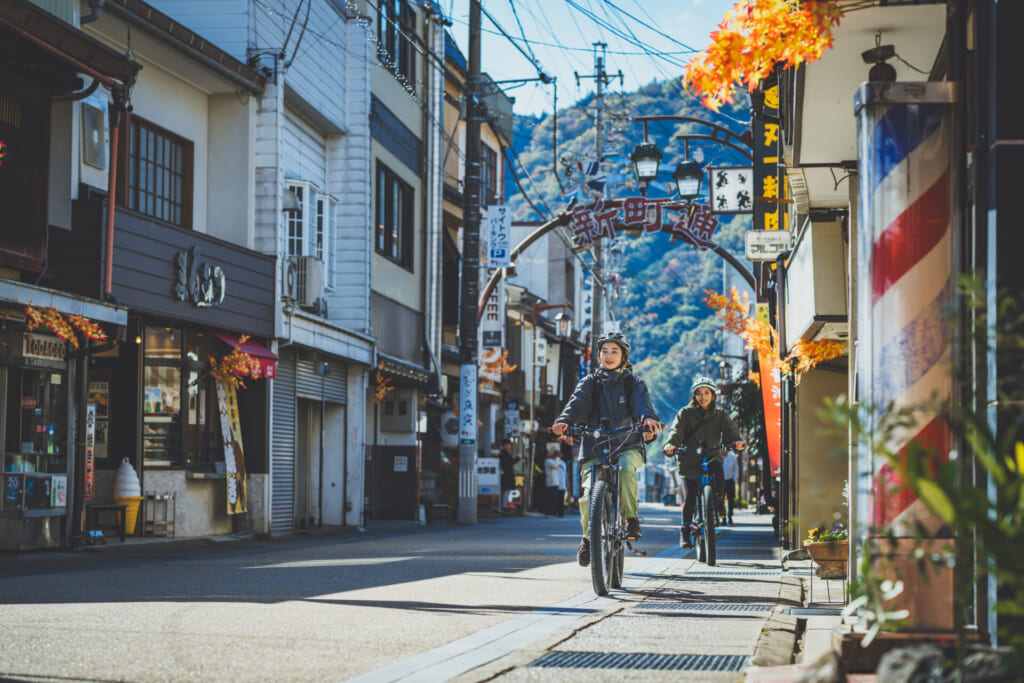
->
[855, 83, 958, 533]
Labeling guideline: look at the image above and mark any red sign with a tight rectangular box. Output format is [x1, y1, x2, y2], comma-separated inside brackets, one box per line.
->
[21, 397, 36, 409]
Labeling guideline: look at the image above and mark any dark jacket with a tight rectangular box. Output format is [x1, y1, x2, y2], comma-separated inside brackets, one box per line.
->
[664, 404, 742, 479]
[499, 448, 518, 489]
[555, 367, 658, 462]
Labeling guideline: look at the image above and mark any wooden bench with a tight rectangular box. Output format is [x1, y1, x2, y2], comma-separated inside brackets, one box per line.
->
[85, 504, 127, 542]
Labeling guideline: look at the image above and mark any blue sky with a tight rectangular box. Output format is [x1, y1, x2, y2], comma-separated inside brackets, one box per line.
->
[443, 0, 738, 117]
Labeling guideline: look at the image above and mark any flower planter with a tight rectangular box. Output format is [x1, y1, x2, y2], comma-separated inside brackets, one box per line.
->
[804, 540, 849, 579]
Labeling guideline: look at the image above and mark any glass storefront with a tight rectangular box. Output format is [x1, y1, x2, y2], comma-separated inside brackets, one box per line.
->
[140, 325, 229, 472]
[1, 363, 69, 518]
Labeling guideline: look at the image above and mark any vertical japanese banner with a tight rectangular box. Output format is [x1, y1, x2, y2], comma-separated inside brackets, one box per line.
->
[753, 80, 788, 241]
[216, 379, 248, 514]
[486, 205, 512, 267]
[757, 351, 782, 476]
[855, 84, 955, 533]
[481, 207, 507, 383]
[84, 403, 96, 499]
[459, 364, 477, 447]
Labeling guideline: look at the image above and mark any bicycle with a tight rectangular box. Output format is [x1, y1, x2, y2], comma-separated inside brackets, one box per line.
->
[553, 419, 648, 596]
[668, 443, 726, 567]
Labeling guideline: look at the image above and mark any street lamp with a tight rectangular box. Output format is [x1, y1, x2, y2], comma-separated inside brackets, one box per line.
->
[672, 160, 703, 200]
[554, 311, 572, 338]
[630, 141, 662, 184]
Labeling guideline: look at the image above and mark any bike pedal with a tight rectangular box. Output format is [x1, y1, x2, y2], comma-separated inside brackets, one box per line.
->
[626, 541, 647, 557]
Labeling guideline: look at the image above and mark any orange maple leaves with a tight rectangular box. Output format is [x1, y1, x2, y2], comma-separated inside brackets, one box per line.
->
[24, 303, 108, 350]
[480, 350, 518, 389]
[704, 287, 845, 381]
[373, 360, 395, 403]
[684, 0, 843, 110]
[209, 335, 261, 389]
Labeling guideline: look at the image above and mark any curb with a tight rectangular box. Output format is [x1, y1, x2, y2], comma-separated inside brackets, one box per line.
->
[750, 574, 804, 667]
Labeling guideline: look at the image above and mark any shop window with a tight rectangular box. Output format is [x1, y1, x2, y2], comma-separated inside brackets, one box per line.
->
[2, 366, 68, 473]
[142, 327, 182, 468]
[185, 330, 221, 472]
[141, 327, 232, 472]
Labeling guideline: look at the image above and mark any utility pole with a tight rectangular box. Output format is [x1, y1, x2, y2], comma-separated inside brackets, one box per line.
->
[575, 43, 622, 359]
[457, 0, 483, 525]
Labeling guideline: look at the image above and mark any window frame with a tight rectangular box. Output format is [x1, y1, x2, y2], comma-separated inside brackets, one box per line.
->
[118, 113, 194, 229]
[482, 144, 499, 206]
[377, 0, 417, 86]
[285, 180, 336, 290]
[374, 162, 414, 270]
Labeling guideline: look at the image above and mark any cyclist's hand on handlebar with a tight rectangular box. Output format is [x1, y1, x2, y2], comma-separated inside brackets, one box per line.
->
[549, 422, 574, 445]
[642, 417, 663, 442]
[734, 440, 747, 451]
[662, 443, 677, 456]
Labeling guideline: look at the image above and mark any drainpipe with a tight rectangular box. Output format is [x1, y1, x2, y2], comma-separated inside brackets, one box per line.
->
[80, 0, 105, 24]
[104, 97, 124, 298]
[774, 250, 791, 548]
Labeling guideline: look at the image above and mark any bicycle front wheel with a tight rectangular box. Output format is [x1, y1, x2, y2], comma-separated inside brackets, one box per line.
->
[703, 484, 717, 566]
[610, 536, 625, 589]
[589, 479, 615, 596]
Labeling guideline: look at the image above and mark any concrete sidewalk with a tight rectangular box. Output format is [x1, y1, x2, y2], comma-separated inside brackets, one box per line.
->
[348, 509, 807, 682]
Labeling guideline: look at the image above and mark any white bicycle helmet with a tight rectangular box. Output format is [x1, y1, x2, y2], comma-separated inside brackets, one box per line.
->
[691, 376, 717, 396]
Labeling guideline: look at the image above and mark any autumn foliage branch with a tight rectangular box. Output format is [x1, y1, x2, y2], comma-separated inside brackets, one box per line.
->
[208, 335, 261, 389]
[683, 0, 842, 110]
[704, 287, 845, 381]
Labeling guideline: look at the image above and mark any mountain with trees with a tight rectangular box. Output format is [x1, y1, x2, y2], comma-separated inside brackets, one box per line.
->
[505, 78, 766, 457]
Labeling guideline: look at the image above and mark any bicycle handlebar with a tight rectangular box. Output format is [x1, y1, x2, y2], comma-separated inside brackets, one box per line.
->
[663, 443, 728, 458]
[548, 422, 650, 441]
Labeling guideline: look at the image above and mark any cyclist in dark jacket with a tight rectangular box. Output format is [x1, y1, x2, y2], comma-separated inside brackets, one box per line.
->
[663, 376, 746, 549]
[552, 332, 662, 567]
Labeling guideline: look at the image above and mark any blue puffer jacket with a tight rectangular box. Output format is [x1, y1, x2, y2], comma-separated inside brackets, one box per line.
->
[555, 367, 658, 462]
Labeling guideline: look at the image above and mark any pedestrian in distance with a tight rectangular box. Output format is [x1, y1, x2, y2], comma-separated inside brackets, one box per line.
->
[551, 332, 662, 567]
[555, 453, 567, 517]
[498, 438, 520, 512]
[722, 447, 739, 525]
[543, 449, 561, 516]
[662, 376, 746, 549]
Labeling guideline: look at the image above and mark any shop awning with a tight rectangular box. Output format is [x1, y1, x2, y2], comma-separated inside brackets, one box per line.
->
[215, 333, 278, 380]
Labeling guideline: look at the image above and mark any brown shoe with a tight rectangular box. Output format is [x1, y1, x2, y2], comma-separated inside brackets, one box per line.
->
[626, 517, 642, 540]
[577, 537, 591, 567]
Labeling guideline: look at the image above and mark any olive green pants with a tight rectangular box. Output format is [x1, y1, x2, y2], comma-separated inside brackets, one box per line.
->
[579, 449, 643, 536]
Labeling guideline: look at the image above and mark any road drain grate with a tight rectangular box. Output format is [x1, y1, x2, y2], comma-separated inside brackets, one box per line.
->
[638, 603, 772, 612]
[529, 652, 749, 671]
[685, 571, 781, 577]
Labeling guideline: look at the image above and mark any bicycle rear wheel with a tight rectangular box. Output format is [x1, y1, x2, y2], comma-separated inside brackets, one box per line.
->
[589, 479, 614, 596]
[703, 484, 717, 566]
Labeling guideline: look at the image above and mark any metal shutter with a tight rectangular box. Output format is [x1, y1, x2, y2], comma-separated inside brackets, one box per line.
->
[270, 353, 297, 535]
[295, 359, 347, 404]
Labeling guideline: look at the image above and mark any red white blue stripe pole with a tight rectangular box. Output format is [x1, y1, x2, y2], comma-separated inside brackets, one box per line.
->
[855, 82, 958, 535]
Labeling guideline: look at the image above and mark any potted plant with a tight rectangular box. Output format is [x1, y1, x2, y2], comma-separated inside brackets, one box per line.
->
[804, 522, 849, 578]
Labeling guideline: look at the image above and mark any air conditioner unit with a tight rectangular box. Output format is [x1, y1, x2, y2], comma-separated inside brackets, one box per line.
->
[292, 256, 324, 308]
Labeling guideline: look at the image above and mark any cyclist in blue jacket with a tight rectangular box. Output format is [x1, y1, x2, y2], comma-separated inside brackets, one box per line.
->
[552, 332, 662, 567]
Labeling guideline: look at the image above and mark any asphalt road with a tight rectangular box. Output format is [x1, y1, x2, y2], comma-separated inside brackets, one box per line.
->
[0, 501, 702, 682]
